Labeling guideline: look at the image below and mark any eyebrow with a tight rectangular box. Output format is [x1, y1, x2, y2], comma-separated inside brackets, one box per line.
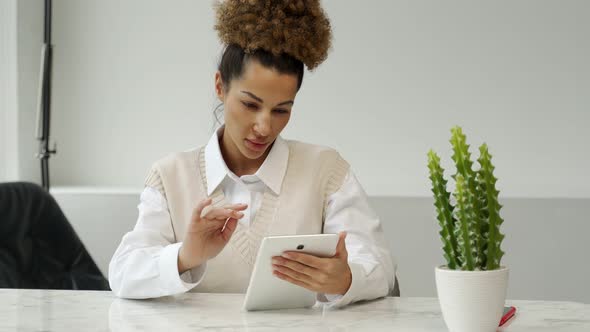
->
[240, 91, 294, 107]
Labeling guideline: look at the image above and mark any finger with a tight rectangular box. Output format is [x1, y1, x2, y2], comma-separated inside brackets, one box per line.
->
[204, 207, 244, 220]
[281, 252, 324, 269]
[222, 203, 248, 211]
[272, 256, 318, 278]
[192, 198, 212, 221]
[201, 203, 247, 219]
[207, 214, 241, 222]
[272, 263, 315, 284]
[201, 214, 237, 224]
[273, 270, 315, 292]
[335, 232, 348, 259]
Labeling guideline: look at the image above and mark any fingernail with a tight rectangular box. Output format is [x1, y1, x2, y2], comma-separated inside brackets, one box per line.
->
[236, 212, 244, 217]
[282, 253, 292, 259]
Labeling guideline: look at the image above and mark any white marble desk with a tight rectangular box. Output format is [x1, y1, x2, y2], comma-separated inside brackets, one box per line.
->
[1, 289, 589, 331]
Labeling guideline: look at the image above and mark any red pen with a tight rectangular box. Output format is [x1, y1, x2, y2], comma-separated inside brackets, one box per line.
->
[499, 306, 517, 326]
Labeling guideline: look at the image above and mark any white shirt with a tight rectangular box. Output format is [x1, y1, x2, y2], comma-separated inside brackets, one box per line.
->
[109, 128, 396, 307]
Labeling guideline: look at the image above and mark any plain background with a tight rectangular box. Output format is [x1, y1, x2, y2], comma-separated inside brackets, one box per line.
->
[4, 0, 589, 198]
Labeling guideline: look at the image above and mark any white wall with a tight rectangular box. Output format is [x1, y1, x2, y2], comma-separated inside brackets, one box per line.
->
[0, 0, 44, 183]
[0, 0, 19, 182]
[50, 0, 219, 189]
[15, 0, 43, 184]
[49, 0, 590, 198]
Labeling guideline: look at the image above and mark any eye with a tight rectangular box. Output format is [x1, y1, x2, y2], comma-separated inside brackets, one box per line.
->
[241, 101, 259, 110]
[274, 109, 290, 114]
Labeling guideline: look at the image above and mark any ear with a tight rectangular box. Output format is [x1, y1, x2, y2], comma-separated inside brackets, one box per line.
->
[214, 71, 225, 103]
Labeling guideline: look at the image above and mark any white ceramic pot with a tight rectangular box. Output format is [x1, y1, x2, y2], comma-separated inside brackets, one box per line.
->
[435, 266, 509, 332]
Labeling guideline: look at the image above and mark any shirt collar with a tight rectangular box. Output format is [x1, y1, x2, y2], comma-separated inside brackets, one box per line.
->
[204, 126, 289, 196]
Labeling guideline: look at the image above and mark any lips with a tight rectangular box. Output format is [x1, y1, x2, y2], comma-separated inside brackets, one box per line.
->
[245, 139, 269, 152]
[248, 139, 267, 145]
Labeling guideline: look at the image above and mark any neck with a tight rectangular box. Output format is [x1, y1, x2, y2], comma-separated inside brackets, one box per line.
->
[219, 129, 271, 177]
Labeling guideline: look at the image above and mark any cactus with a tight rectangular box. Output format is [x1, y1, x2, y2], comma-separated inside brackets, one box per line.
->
[428, 126, 505, 271]
[450, 127, 487, 268]
[477, 144, 505, 270]
[428, 150, 460, 269]
[454, 175, 477, 270]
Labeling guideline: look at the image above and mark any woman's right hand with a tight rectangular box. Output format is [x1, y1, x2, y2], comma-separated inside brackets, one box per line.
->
[178, 198, 248, 274]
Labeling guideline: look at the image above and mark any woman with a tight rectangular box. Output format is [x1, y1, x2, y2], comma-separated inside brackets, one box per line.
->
[109, 0, 397, 308]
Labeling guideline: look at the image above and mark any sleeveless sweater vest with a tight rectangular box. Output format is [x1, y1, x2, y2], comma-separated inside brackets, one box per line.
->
[145, 140, 349, 292]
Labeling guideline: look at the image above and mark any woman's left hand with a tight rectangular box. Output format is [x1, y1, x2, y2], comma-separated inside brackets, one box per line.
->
[271, 232, 352, 295]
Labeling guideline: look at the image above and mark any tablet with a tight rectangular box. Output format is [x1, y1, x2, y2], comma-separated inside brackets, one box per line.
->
[243, 234, 339, 311]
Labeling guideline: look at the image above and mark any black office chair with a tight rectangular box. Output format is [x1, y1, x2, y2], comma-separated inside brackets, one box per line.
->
[0, 182, 109, 290]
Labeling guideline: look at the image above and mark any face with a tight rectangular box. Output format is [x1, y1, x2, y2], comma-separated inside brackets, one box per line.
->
[215, 60, 299, 162]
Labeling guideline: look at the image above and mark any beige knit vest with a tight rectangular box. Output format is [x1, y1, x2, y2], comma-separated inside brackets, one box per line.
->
[144, 140, 349, 293]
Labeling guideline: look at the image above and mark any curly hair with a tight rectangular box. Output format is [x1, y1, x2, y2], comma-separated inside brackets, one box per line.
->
[214, 0, 332, 70]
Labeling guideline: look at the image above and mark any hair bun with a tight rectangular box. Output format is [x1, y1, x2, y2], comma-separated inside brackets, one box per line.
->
[214, 0, 332, 70]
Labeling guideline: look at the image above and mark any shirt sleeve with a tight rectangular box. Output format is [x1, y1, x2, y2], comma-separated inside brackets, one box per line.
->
[108, 187, 207, 299]
[319, 170, 397, 308]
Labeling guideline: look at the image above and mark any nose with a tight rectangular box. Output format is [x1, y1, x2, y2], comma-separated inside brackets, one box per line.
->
[253, 111, 271, 138]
